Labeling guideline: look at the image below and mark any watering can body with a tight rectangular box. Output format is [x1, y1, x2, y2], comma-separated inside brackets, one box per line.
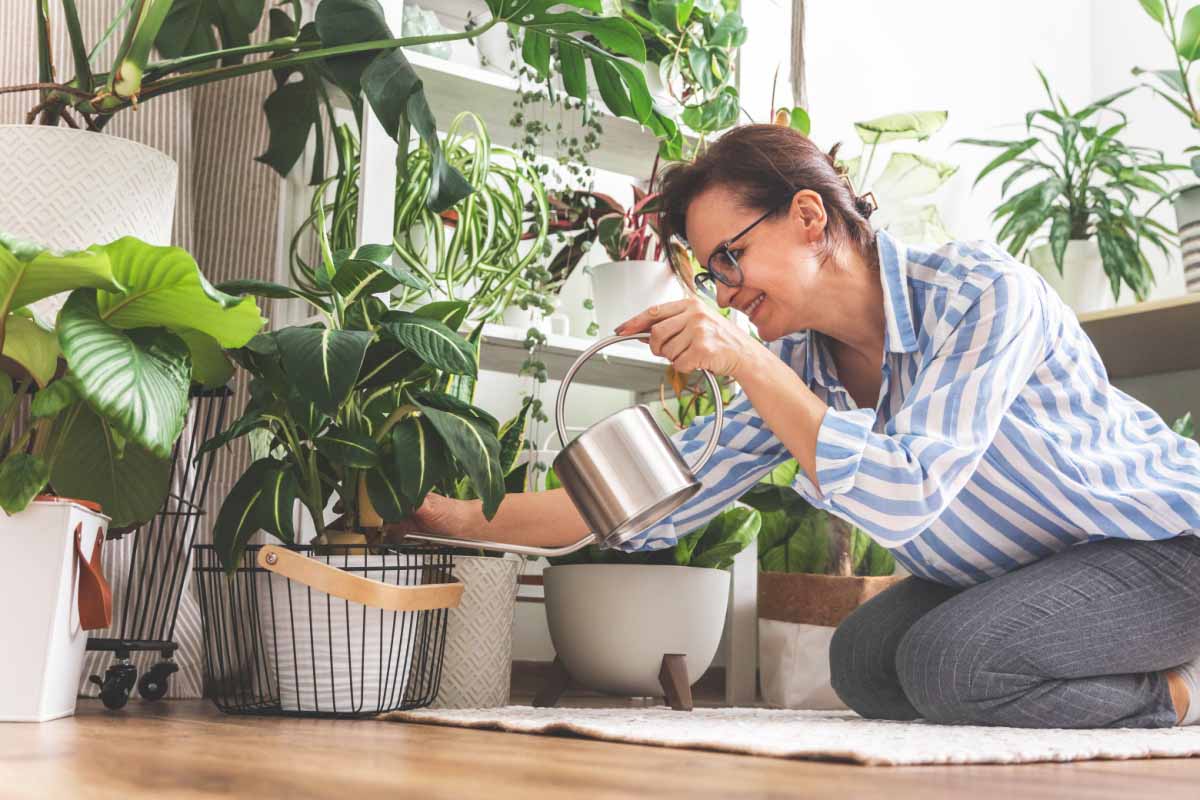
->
[404, 333, 724, 557]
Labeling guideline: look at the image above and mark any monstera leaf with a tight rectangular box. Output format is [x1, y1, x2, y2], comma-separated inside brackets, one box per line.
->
[156, 0, 266, 66]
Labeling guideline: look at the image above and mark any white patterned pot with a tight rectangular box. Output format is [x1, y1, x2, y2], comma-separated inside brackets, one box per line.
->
[255, 553, 421, 714]
[429, 555, 520, 709]
[588, 260, 686, 338]
[1027, 240, 1114, 314]
[0, 125, 177, 249]
[1175, 184, 1200, 294]
[544, 564, 729, 696]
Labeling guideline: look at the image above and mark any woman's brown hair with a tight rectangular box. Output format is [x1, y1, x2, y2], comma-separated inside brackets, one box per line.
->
[657, 124, 878, 267]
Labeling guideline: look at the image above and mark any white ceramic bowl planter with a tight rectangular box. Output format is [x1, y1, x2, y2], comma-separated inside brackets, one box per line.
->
[0, 498, 111, 722]
[588, 260, 686, 338]
[543, 564, 729, 697]
[1027, 240, 1114, 314]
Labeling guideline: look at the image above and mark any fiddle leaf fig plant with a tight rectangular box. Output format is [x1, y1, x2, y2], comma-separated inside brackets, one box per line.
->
[206, 226, 531, 573]
[13, 0, 656, 212]
[0, 234, 266, 526]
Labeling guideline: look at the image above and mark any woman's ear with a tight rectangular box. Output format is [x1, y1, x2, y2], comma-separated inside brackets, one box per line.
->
[790, 190, 828, 243]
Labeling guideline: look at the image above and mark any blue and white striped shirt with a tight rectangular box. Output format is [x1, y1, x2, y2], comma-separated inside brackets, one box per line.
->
[624, 230, 1200, 587]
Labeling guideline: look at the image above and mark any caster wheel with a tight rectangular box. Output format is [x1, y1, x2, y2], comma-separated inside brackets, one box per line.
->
[94, 664, 136, 710]
[138, 662, 178, 702]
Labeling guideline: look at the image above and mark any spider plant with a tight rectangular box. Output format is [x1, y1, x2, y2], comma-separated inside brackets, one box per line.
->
[958, 68, 1185, 302]
[10, 0, 660, 212]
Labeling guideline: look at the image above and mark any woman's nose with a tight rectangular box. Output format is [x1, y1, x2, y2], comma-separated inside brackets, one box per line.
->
[715, 282, 736, 308]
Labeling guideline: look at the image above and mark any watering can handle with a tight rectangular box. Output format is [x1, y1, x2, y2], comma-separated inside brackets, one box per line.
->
[555, 333, 725, 475]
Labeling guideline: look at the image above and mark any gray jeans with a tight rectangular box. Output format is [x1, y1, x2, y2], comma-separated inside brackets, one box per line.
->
[829, 534, 1200, 728]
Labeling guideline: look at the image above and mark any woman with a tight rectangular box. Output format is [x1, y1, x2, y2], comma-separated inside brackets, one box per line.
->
[401, 124, 1200, 729]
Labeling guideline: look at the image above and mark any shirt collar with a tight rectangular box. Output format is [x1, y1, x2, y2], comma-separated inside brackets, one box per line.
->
[876, 229, 919, 354]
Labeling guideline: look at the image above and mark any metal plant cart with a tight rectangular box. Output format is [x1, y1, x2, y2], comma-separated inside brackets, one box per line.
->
[87, 385, 232, 710]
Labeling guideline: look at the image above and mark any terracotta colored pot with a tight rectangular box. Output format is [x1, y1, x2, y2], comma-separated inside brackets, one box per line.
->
[758, 572, 907, 628]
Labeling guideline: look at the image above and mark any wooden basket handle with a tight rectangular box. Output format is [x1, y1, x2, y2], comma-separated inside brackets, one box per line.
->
[74, 523, 112, 631]
[256, 545, 463, 612]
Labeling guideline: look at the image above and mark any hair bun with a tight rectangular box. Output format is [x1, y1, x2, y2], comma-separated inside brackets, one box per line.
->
[853, 194, 876, 220]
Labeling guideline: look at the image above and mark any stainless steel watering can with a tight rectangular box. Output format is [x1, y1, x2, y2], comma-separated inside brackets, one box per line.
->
[403, 332, 725, 557]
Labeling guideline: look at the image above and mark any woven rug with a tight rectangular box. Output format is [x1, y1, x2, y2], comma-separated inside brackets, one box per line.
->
[383, 706, 1200, 766]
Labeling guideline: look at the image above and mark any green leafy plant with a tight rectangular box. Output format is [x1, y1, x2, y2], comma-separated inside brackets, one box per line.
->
[1174, 412, 1195, 437]
[0, 234, 265, 526]
[838, 110, 957, 245]
[958, 68, 1184, 302]
[9, 0, 661, 212]
[205, 220, 532, 573]
[740, 461, 895, 577]
[1133, 0, 1200, 176]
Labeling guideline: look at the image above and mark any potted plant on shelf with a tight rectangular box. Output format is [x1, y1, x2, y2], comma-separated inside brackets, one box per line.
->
[959, 67, 1183, 313]
[737, 460, 900, 710]
[540, 502, 761, 708]
[1133, 0, 1200, 293]
[206, 221, 530, 712]
[0, 233, 264, 721]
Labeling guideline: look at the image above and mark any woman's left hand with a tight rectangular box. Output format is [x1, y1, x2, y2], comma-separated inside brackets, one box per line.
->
[614, 297, 758, 378]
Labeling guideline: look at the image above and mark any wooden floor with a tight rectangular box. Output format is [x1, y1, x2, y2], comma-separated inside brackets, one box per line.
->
[2, 700, 1200, 799]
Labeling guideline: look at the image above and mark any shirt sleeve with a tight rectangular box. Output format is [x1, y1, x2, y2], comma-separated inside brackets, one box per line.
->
[614, 385, 793, 553]
[795, 272, 1047, 548]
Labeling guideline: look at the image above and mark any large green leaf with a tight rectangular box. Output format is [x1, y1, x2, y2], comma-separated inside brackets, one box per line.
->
[177, 330, 233, 388]
[0, 234, 118, 320]
[49, 403, 171, 527]
[331, 243, 427, 303]
[58, 291, 192, 459]
[688, 506, 760, 570]
[256, 74, 321, 178]
[96, 237, 265, 349]
[1181, 5, 1200, 61]
[380, 311, 477, 376]
[412, 393, 504, 518]
[212, 458, 298, 573]
[854, 111, 948, 144]
[498, 397, 533, 476]
[156, 0, 265, 66]
[375, 414, 449, 516]
[0, 452, 49, 515]
[315, 425, 380, 468]
[1, 314, 59, 386]
[274, 326, 373, 413]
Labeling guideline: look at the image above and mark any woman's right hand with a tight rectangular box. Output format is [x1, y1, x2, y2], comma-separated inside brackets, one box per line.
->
[383, 493, 473, 540]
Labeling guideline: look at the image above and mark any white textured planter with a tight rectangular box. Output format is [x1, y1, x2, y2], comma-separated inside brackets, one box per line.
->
[1027, 240, 1114, 314]
[0, 125, 176, 249]
[257, 554, 420, 714]
[0, 498, 109, 722]
[1174, 184, 1200, 294]
[544, 564, 729, 696]
[430, 555, 521, 709]
[588, 260, 686, 338]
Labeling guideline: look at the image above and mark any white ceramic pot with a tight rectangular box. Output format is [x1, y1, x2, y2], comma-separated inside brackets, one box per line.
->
[429, 555, 521, 709]
[0, 498, 109, 721]
[588, 260, 686, 338]
[1174, 184, 1200, 294]
[1027, 239, 1114, 314]
[256, 553, 421, 714]
[543, 564, 729, 696]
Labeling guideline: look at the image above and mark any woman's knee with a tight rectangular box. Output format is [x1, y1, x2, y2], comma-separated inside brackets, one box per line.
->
[829, 604, 919, 719]
[894, 611, 1004, 724]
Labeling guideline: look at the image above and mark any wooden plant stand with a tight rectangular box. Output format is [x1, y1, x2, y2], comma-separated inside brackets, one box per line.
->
[531, 654, 694, 712]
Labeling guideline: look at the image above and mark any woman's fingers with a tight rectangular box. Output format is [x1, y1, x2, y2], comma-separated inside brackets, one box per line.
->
[648, 312, 690, 356]
[614, 298, 696, 335]
[660, 327, 694, 363]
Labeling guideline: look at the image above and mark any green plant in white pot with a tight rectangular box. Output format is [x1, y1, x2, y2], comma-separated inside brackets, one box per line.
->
[1132, 0, 1200, 293]
[959, 68, 1183, 312]
[0, 233, 263, 722]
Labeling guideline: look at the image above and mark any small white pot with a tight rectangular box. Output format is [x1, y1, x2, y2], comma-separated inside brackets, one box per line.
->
[588, 260, 686, 338]
[543, 564, 729, 696]
[1174, 184, 1200, 294]
[430, 555, 521, 709]
[1027, 239, 1114, 314]
[0, 498, 109, 722]
[257, 553, 421, 714]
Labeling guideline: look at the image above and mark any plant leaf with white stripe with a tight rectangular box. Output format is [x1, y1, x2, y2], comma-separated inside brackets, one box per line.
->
[330, 244, 426, 303]
[316, 426, 379, 468]
[213, 458, 298, 574]
[413, 393, 504, 518]
[274, 326, 373, 414]
[381, 311, 477, 377]
[390, 415, 449, 512]
[58, 290, 192, 459]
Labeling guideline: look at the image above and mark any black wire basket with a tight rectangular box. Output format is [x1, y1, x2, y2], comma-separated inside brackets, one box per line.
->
[85, 385, 233, 709]
[192, 542, 459, 718]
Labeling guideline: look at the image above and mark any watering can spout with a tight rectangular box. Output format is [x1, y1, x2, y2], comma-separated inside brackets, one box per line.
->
[402, 333, 725, 559]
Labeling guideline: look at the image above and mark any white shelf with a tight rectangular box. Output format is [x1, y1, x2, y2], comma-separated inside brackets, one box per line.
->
[331, 51, 691, 176]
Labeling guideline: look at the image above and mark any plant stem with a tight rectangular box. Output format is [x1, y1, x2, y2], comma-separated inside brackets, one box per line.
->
[35, 0, 54, 96]
[0, 82, 93, 98]
[61, 0, 94, 93]
[143, 37, 301, 77]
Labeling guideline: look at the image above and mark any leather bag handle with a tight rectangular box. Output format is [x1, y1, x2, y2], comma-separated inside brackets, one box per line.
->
[257, 545, 463, 612]
[74, 523, 112, 631]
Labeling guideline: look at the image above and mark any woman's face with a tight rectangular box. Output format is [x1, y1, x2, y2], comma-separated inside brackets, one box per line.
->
[684, 184, 827, 342]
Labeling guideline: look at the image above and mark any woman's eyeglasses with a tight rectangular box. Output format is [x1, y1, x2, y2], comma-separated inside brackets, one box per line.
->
[677, 198, 790, 294]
